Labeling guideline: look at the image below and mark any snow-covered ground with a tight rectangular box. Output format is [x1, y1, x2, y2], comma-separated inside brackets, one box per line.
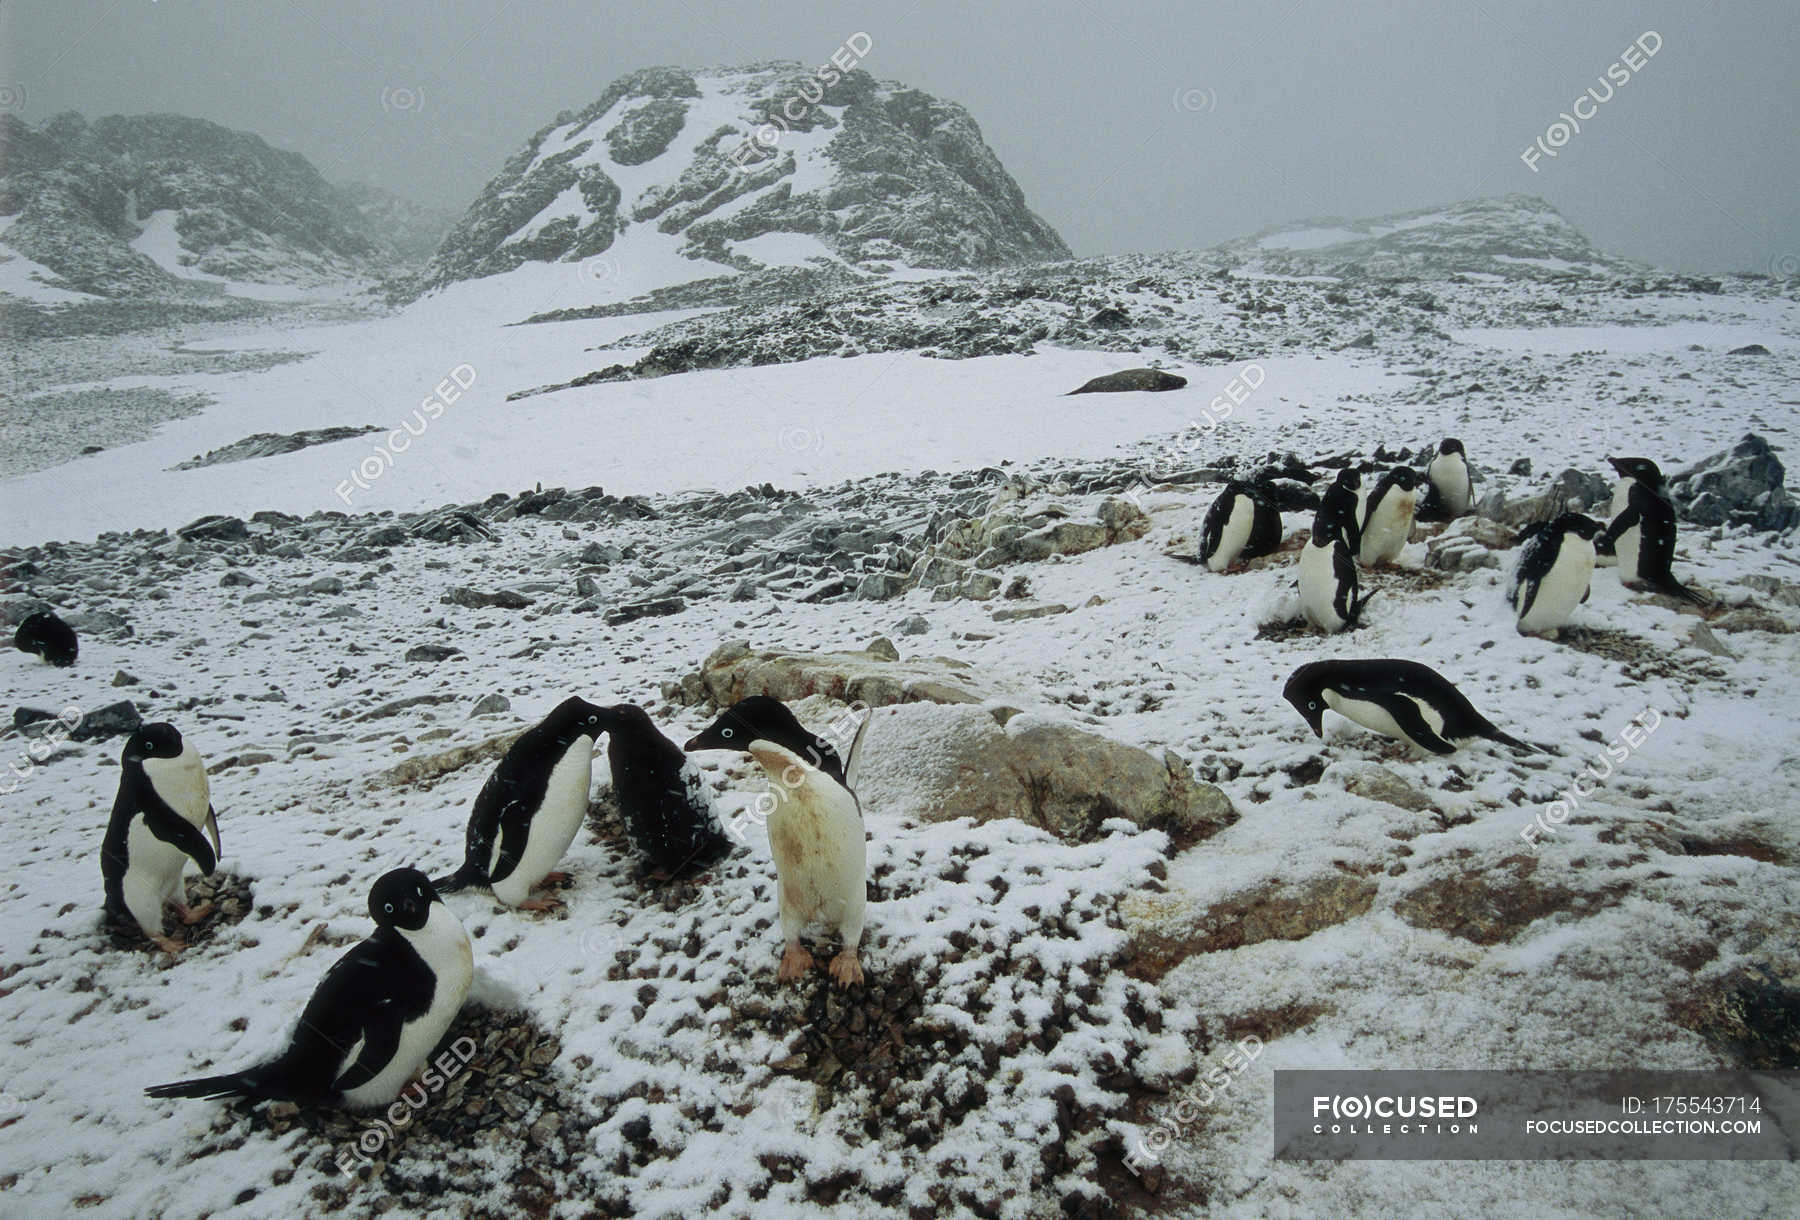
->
[1, 268, 1797, 1217]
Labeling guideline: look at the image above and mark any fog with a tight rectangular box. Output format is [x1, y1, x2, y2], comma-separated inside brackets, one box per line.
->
[5, 0, 1797, 272]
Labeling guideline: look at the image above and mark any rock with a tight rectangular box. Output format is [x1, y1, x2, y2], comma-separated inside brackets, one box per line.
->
[1727, 343, 1771, 355]
[1426, 516, 1509, 571]
[1342, 764, 1435, 812]
[1509, 458, 1532, 476]
[852, 702, 1235, 845]
[1665, 434, 1797, 533]
[405, 644, 464, 663]
[111, 670, 138, 687]
[1687, 623, 1737, 658]
[865, 636, 900, 662]
[411, 510, 497, 543]
[1394, 856, 1626, 945]
[991, 603, 1071, 622]
[471, 694, 511, 717]
[853, 572, 908, 601]
[306, 577, 345, 596]
[443, 586, 534, 610]
[177, 515, 249, 542]
[1339, 331, 1376, 350]
[1124, 873, 1378, 965]
[675, 642, 1014, 709]
[218, 571, 258, 587]
[173, 427, 383, 470]
[893, 615, 930, 636]
[604, 597, 684, 626]
[1066, 368, 1188, 395]
[70, 700, 142, 742]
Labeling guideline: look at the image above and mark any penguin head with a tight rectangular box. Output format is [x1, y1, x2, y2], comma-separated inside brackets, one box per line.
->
[1384, 466, 1423, 492]
[1282, 664, 1332, 738]
[685, 695, 809, 756]
[1607, 457, 1663, 488]
[544, 696, 611, 740]
[1438, 438, 1464, 457]
[1332, 467, 1362, 490]
[369, 868, 439, 931]
[1555, 512, 1604, 540]
[1311, 495, 1357, 547]
[122, 723, 185, 765]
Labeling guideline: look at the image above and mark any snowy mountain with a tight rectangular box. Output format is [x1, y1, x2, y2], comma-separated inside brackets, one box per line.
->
[0, 112, 432, 302]
[412, 63, 1072, 301]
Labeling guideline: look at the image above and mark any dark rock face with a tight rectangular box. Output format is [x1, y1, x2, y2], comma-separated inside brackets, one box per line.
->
[1667, 433, 1797, 533]
[173, 427, 383, 471]
[415, 63, 1070, 294]
[1067, 368, 1188, 395]
[0, 111, 421, 296]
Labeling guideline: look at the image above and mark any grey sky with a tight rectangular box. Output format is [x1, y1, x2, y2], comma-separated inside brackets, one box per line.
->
[6, 0, 1796, 274]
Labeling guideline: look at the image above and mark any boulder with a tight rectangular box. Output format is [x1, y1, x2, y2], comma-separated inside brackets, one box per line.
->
[1066, 368, 1188, 395]
[176, 515, 249, 542]
[852, 702, 1235, 846]
[1665, 434, 1797, 533]
[1425, 516, 1509, 571]
[443, 586, 534, 610]
[673, 641, 1020, 710]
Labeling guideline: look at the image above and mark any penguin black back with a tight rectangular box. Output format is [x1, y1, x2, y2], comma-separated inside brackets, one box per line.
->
[606, 704, 732, 877]
[1617, 482, 1710, 607]
[15, 610, 78, 667]
[1283, 659, 1535, 754]
[1317, 468, 1362, 552]
[685, 696, 848, 787]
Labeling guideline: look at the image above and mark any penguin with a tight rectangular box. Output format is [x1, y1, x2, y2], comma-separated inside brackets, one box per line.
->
[1319, 467, 1363, 557]
[600, 703, 733, 880]
[14, 610, 78, 667]
[687, 698, 868, 988]
[1198, 480, 1283, 572]
[1298, 493, 1372, 634]
[1602, 479, 1711, 607]
[145, 868, 472, 1109]
[1357, 467, 1423, 567]
[433, 697, 606, 912]
[1420, 438, 1472, 520]
[1595, 456, 1661, 568]
[1283, 659, 1537, 756]
[1510, 513, 1602, 635]
[101, 723, 222, 954]
[684, 695, 852, 788]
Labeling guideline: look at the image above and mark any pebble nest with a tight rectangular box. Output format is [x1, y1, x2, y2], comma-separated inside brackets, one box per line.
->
[101, 870, 255, 954]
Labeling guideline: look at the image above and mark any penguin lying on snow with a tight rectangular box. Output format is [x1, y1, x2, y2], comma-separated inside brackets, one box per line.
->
[601, 703, 733, 880]
[435, 697, 605, 912]
[1599, 460, 1711, 607]
[1284, 659, 1537, 756]
[1419, 438, 1472, 520]
[1198, 480, 1283, 572]
[146, 869, 472, 1109]
[1357, 467, 1423, 567]
[1298, 489, 1372, 634]
[687, 697, 868, 988]
[102, 724, 222, 954]
[15, 610, 78, 667]
[1510, 513, 1602, 635]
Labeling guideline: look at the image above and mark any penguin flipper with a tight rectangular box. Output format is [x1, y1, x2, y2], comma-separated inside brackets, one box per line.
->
[143, 800, 217, 875]
[205, 807, 222, 860]
[1383, 699, 1458, 756]
[842, 709, 871, 798]
[1513, 576, 1542, 623]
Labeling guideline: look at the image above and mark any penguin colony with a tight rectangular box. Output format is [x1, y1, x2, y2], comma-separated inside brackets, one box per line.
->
[4, 438, 1718, 1119]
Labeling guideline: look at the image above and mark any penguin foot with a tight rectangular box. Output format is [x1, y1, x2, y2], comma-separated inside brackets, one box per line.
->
[150, 933, 186, 956]
[175, 901, 214, 926]
[516, 896, 565, 913]
[541, 871, 572, 886]
[777, 942, 815, 982]
[828, 949, 864, 989]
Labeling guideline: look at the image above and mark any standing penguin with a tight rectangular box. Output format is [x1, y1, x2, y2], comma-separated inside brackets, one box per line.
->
[1602, 479, 1711, 607]
[687, 699, 867, 987]
[145, 869, 472, 1110]
[15, 610, 78, 667]
[1298, 493, 1372, 634]
[1319, 467, 1363, 557]
[1198, 480, 1284, 572]
[1595, 457, 1661, 569]
[601, 703, 733, 880]
[434, 697, 606, 912]
[1284, 659, 1537, 755]
[1421, 438, 1473, 520]
[102, 723, 222, 954]
[1510, 513, 1602, 635]
[1357, 467, 1423, 567]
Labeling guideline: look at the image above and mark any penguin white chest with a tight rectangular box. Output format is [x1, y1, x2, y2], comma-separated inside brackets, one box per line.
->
[493, 736, 593, 905]
[1518, 536, 1595, 633]
[141, 744, 210, 826]
[1429, 454, 1471, 515]
[1359, 492, 1416, 566]
[1615, 521, 1643, 581]
[1298, 541, 1346, 630]
[1207, 497, 1255, 572]
[1324, 690, 1444, 747]
[341, 905, 474, 1109]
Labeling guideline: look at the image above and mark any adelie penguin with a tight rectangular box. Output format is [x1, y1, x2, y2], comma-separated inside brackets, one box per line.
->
[145, 869, 472, 1109]
[687, 697, 868, 988]
[1319, 467, 1363, 556]
[14, 610, 78, 668]
[1420, 438, 1472, 520]
[102, 723, 223, 954]
[1510, 513, 1602, 636]
[1198, 480, 1283, 572]
[1599, 459, 1711, 607]
[1594, 456, 1659, 569]
[434, 697, 606, 912]
[601, 703, 733, 880]
[1284, 659, 1537, 756]
[1298, 488, 1372, 634]
[1357, 467, 1423, 567]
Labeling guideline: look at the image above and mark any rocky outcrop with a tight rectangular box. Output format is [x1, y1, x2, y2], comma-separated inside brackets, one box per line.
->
[1666, 433, 1797, 534]
[667, 640, 1019, 710]
[851, 701, 1235, 846]
[172, 427, 382, 470]
[1066, 368, 1188, 394]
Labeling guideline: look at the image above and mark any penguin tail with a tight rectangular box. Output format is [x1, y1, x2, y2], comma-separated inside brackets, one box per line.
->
[145, 1068, 271, 1103]
[1345, 590, 1378, 629]
[1481, 726, 1539, 754]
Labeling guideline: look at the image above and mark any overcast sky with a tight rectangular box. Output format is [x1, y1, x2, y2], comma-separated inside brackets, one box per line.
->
[6, 0, 1796, 273]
